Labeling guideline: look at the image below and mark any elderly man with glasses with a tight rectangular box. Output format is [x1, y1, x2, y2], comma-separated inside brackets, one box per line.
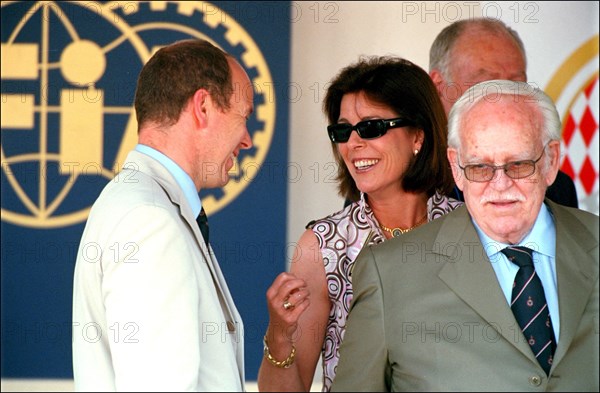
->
[332, 80, 598, 392]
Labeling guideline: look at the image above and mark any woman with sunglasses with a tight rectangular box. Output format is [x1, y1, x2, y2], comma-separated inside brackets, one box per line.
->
[258, 56, 462, 392]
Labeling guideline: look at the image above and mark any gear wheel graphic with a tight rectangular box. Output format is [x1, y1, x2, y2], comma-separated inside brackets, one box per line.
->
[107, 1, 274, 213]
[1, 1, 274, 228]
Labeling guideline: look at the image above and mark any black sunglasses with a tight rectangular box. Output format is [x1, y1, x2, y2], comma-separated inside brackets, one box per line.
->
[327, 117, 413, 143]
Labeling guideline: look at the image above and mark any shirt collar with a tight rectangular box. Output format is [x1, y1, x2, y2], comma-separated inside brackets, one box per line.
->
[135, 144, 202, 217]
[474, 202, 556, 261]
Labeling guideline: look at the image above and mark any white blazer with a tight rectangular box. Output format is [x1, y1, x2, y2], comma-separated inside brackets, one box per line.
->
[72, 150, 244, 391]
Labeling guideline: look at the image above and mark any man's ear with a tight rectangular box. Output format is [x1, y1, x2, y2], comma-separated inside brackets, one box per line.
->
[191, 88, 211, 128]
[544, 140, 561, 187]
[447, 148, 464, 191]
[430, 69, 455, 115]
[429, 69, 445, 94]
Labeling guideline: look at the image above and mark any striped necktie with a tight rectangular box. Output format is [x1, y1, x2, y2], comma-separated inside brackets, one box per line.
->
[501, 246, 556, 375]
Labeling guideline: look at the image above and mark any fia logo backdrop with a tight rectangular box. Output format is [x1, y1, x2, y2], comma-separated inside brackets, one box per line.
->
[1, 1, 290, 379]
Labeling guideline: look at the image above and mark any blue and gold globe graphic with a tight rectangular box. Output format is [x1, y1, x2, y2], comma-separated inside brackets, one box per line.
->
[1, 1, 274, 228]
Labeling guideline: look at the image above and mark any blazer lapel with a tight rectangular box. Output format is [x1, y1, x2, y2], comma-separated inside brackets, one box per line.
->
[436, 207, 537, 362]
[546, 201, 598, 367]
[162, 171, 244, 385]
[181, 205, 245, 384]
[124, 151, 238, 327]
[123, 151, 245, 386]
[175, 185, 240, 332]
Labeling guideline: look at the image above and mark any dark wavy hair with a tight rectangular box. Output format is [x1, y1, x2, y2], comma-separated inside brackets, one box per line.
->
[134, 39, 233, 128]
[323, 56, 454, 201]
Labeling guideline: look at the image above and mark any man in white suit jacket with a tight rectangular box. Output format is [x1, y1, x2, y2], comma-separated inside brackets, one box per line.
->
[72, 39, 254, 391]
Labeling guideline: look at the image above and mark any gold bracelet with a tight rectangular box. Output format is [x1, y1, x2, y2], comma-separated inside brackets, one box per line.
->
[263, 335, 296, 368]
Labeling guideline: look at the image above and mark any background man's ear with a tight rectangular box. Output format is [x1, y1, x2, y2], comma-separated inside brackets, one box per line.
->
[429, 69, 445, 92]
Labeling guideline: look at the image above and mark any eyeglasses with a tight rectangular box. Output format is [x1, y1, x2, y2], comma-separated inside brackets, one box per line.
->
[327, 117, 413, 143]
[457, 145, 547, 182]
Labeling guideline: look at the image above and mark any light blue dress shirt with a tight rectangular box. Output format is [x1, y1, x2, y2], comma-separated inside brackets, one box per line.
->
[135, 144, 202, 219]
[474, 203, 560, 342]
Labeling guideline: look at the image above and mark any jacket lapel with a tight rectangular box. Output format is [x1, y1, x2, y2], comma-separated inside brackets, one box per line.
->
[436, 207, 537, 362]
[545, 201, 598, 367]
[123, 151, 238, 327]
[123, 151, 245, 386]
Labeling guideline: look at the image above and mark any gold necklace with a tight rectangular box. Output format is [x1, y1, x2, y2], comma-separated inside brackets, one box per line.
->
[380, 213, 428, 238]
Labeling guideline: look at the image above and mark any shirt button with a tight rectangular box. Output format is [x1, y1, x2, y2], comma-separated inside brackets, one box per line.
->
[529, 375, 542, 386]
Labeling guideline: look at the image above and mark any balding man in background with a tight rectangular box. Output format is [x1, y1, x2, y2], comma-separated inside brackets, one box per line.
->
[429, 17, 579, 208]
